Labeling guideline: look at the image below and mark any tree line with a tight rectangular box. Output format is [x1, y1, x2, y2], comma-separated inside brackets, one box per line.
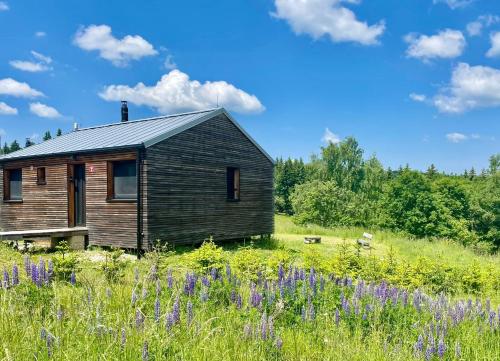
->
[275, 137, 499, 252]
[1, 128, 62, 154]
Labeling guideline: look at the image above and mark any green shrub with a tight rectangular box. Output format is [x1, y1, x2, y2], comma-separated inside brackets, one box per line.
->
[185, 240, 226, 273]
[100, 249, 128, 283]
[230, 247, 264, 281]
[52, 241, 79, 281]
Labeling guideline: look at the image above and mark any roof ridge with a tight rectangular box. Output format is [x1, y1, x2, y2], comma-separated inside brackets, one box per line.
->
[77, 107, 221, 132]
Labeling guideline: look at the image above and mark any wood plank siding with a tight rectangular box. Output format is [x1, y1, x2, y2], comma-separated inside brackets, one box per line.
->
[0, 151, 144, 249]
[145, 113, 274, 246]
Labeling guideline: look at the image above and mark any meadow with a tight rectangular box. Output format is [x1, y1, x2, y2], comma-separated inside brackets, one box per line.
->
[0, 215, 499, 360]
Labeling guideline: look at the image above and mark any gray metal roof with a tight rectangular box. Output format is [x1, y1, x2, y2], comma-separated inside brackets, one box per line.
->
[0, 108, 273, 163]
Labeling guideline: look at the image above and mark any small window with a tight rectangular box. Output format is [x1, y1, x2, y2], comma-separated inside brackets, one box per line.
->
[107, 160, 137, 200]
[37, 167, 46, 185]
[227, 167, 240, 201]
[3, 168, 22, 201]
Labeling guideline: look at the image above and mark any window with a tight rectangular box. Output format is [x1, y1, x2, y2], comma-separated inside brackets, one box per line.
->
[3, 168, 22, 201]
[37, 167, 46, 185]
[107, 160, 137, 200]
[227, 167, 240, 201]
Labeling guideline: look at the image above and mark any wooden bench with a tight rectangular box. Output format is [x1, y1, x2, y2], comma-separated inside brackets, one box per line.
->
[0, 227, 89, 250]
[304, 236, 321, 244]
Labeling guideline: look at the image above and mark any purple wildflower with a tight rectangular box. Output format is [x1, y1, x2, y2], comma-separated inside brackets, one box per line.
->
[3, 267, 9, 288]
[201, 276, 210, 287]
[131, 289, 138, 306]
[210, 268, 218, 281]
[268, 316, 275, 339]
[437, 338, 446, 358]
[334, 309, 340, 326]
[276, 337, 283, 350]
[24, 255, 31, 277]
[167, 269, 173, 288]
[154, 298, 161, 323]
[39, 258, 46, 284]
[278, 264, 284, 281]
[166, 313, 174, 331]
[142, 341, 149, 361]
[260, 312, 268, 340]
[46, 334, 54, 358]
[301, 306, 306, 322]
[226, 264, 232, 280]
[12, 264, 19, 286]
[135, 309, 144, 329]
[121, 328, 126, 349]
[200, 288, 209, 302]
[236, 294, 242, 309]
[172, 297, 180, 323]
[31, 263, 39, 287]
[47, 260, 54, 283]
[70, 271, 76, 286]
[184, 273, 197, 296]
[414, 335, 424, 355]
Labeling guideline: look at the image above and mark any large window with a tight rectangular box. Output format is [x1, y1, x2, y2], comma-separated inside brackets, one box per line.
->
[227, 167, 240, 201]
[3, 168, 22, 201]
[107, 160, 137, 200]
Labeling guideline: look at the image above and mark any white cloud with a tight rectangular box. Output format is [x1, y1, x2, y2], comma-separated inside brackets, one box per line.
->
[467, 15, 500, 36]
[99, 69, 265, 114]
[409, 93, 426, 102]
[322, 128, 341, 144]
[35, 31, 46, 38]
[0, 78, 44, 98]
[9, 50, 52, 72]
[29, 102, 61, 118]
[9, 60, 50, 72]
[0, 102, 18, 115]
[0, 1, 8, 11]
[73, 24, 158, 67]
[164, 54, 177, 70]
[404, 29, 466, 62]
[0, 128, 5, 137]
[486, 32, 500, 58]
[446, 132, 468, 143]
[433, 63, 500, 114]
[272, 0, 385, 45]
[433, 0, 473, 9]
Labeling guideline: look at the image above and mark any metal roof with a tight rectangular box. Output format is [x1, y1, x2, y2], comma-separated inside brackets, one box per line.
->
[0, 108, 274, 163]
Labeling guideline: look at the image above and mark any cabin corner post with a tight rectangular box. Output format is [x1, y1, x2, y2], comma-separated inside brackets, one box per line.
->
[136, 146, 144, 259]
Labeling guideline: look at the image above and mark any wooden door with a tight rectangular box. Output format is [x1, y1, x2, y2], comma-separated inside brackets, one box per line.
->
[68, 164, 86, 227]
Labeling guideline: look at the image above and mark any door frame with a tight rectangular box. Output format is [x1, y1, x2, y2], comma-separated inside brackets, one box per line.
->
[67, 163, 86, 228]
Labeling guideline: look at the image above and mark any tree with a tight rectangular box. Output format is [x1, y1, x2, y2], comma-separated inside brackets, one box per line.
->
[56, 128, 62, 137]
[25, 138, 35, 147]
[43, 131, 52, 141]
[10, 140, 21, 152]
[321, 137, 364, 192]
[469, 167, 476, 180]
[274, 157, 306, 214]
[489, 154, 499, 175]
[426, 164, 438, 179]
[2, 142, 9, 155]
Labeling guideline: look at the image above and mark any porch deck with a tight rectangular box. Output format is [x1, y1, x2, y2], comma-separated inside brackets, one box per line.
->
[0, 228, 88, 250]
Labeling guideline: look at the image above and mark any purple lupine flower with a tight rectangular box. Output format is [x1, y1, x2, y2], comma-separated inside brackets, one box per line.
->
[425, 346, 433, 361]
[437, 338, 446, 358]
[414, 335, 424, 355]
[70, 271, 76, 286]
[309, 268, 317, 292]
[187, 300, 193, 326]
[3, 267, 9, 288]
[250, 286, 263, 308]
[150, 264, 158, 281]
[210, 268, 218, 281]
[226, 264, 232, 280]
[142, 341, 149, 361]
[167, 269, 173, 289]
[142, 287, 148, 300]
[47, 260, 54, 283]
[489, 311, 496, 328]
[308, 301, 315, 320]
[301, 306, 306, 322]
[260, 312, 268, 340]
[184, 273, 197, 296]
[39, 258, 46, 284]
[135, 309, 144, 329]
[236, 294, 242, 309]
[201, 276, 210, 287]
[131, 289, 138, 306]
[172, 297, 180, 323]
[200, 288, 209, 302]
[12, 264, 19, 286]
[165, 313, 174, 331]
[154, 298, 161, 323]
[334, 309, 340, 326]
[46, 334, 54, 358]
[121, 328, 126, 349]
[57, 307, 63, 321]
[31, 263, 39, 287]
[276, 337, 283, 350]
[278, 264, 284, 282]
[40, 327, 47, 341]
[24, 255, 31, 277]
[320, 275, 325, 292]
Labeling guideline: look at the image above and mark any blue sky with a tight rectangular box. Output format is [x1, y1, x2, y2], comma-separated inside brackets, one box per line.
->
[0, 0, 499, 173]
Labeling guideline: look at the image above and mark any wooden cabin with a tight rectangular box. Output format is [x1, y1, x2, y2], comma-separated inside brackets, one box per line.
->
[0, 107, 274, 251]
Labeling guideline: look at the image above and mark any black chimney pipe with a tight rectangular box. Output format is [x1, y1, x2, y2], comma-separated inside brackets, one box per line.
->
[121, 101, 128, 122]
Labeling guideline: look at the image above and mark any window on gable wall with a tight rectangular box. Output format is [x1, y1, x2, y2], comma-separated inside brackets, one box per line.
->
[226, 167, 240, 201]
[37, 167, 46, 185]
[3, 168, 22, 201]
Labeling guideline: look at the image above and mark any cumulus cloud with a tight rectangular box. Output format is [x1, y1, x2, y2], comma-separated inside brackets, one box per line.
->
[446, 132, 468, 143]
[322, 128, 341, 144]
[0, 101, 17, 115]
[29, 102, 61, 118]
[0, 1, 8, 11]
[163, 54, 177, 70]
[35, 31, 46, 38]
[73, 24, 158, 67]
[467, 15, 500, 37]
[99, 69, 265, 114]
[272, 0, 385, 45]
[433, 63, 500, 114]
[486, 32, 500, 58]
[9, 50, 52, 72]
[433, 0, 473, 9]
[404, 29, 466, 62]
[0, 78, 43, 98]
[409, 93, 426, 102]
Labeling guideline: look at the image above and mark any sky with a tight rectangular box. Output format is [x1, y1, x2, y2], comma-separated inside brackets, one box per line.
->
[0, 0, 499, 173]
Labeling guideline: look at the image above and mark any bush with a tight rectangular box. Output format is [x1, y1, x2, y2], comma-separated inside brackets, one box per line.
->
[52, 241, 79, 282]
[185, 240, 226, 273]
[100, 249, 128, 283]
[230, 247, 264, 281]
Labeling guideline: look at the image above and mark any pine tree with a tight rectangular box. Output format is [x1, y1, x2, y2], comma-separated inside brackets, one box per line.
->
[469, 167, 476, 180]
[25, 138, 35, 147]
[426, 164, 438, 178]
[43, 131, 52, 141]
[56, 128, 62, 137]
[2, 142, 9, 155]
[10, 140, 21, 152]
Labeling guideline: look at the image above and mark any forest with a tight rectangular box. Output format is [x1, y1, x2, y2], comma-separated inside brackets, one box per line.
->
[274, 137, 499, 253]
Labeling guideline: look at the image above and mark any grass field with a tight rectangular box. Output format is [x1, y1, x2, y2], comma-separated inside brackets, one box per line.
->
[0, 215, 498, 360]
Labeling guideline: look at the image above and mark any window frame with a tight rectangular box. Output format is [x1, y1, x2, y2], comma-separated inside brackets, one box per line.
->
[226, 167, 240, 201]
[3, 168, 23, 202]
[107, 160, 137, 202]
[37, 167, 47, 185]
